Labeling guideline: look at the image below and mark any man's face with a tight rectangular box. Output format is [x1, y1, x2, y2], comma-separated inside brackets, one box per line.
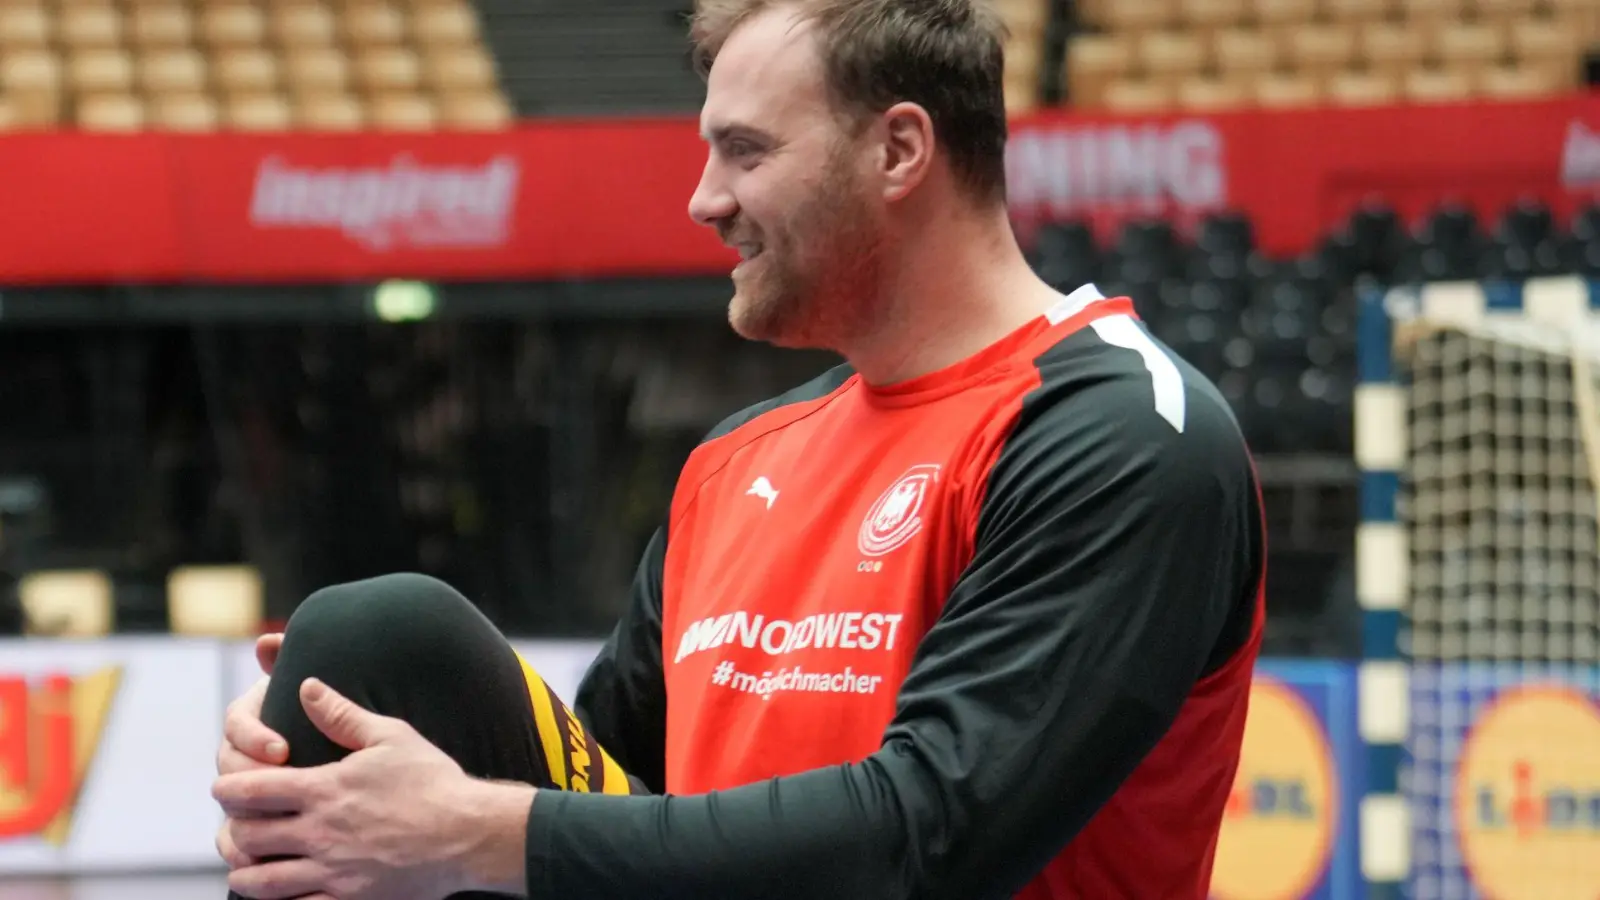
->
[689, 7, 887, 348]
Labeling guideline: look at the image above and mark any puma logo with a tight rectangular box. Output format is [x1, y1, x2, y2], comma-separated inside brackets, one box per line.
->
[746, 477, 779, 510]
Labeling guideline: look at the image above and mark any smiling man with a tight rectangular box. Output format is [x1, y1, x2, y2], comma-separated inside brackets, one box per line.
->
[212, 2, 1267, 898]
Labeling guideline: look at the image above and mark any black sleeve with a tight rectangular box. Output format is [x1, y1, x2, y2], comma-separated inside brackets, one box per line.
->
[527, 369, 1261, 900]
[570, 524, 669, 794]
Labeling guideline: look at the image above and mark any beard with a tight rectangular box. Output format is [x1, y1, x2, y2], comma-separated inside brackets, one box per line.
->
[725, 149, 885, 350]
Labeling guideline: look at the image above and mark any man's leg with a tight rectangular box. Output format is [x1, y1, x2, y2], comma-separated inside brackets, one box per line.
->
[227, 572, 640, 900]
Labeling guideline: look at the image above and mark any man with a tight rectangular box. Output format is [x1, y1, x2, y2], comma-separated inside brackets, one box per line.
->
[212, 1, 1267, 897]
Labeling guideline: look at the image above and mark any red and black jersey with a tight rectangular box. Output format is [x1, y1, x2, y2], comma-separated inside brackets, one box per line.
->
[525, 287, 1267, 899]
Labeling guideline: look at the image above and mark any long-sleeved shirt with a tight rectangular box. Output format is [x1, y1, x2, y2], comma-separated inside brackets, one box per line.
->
[523, 286, 1267, 899]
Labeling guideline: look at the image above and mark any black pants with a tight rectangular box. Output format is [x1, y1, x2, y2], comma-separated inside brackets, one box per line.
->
[227, 572, 639, 900]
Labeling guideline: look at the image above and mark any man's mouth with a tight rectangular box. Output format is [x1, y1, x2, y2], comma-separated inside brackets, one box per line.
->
[736, 243, 764, 261]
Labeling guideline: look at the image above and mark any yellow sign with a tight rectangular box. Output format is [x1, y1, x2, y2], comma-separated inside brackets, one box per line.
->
[0, 668, 121, 844]
[1211, 678, 1337, 900]
[1455, 684, 1600, 900]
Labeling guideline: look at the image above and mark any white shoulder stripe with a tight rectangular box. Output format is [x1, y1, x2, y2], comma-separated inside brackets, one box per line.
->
[1088, 314, 1187, 434]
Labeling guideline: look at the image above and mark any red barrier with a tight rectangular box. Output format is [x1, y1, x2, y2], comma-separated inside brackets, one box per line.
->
[0, 96, 1595, 284]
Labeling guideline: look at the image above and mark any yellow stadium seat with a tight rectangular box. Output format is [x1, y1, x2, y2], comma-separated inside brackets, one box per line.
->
[225, 90, 291, 129]
[1288, 23, 1357, 79]
[57, 4, 122, 47]
[1177, 75, 1251, 109]
[198, 3, 266, 47]
[423, 44, 495, 91]
[214, 47, 279, 94]
[1403, 66, 1473, 102]
[1140, 29, 1210, 85]
[1360, 21, 1427, 78]
[1102, 77, 1173, 113]
[1400, 0, 1465, 43]
[1252, 0, 1317, 39]
[1476, 63, 1561, 99]
[269, 3, 336, 46]
[20, 570, 113, 637]
[0, 5, 50, 45]
[410, 1, 478, 47]
[139, 47, 207, 94]
[1252, 70, 1321, 107]
[150, 91, 220, 129]
[354, 44, 421, 93]
[367, 90, 435, 129]
[1325, 0, 1391, 23]
[1326, 68, 1400, 105]
[1510, 17, 1582, 74]
[2, 48, 61, 93]
[1213, 27, 1280, 73]
[68, 47, 134, 93]
[296, 91, 364, 129]
[284, 46, 350, 95]
[342, 1, 406, 46]
[1065, 33, 1132, 107]
[168, 565, 264, 638]
[1436, 21, 1506, 69]
[129, 3, 192, 48]
[1105, 0, 1177, 33]
[1181, 0, 1247, 34]
[437, 88, 510, 129]
[78, 91, 144, 130]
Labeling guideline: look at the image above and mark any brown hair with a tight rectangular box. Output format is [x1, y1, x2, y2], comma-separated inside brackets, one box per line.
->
[690, 0, 1011, 207]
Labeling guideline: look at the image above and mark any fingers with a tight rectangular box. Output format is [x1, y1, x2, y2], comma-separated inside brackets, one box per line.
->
[216, 819, 256, 870]
[227, 856, 333, 900]
[300, 678, 394, 752]
[228, 814, 316, 860]
[256, 633, 284, 676]
[213, 767, 321, 817]
[222, 677, 288, 769]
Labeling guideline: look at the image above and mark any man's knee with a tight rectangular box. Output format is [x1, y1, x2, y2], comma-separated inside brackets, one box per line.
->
[280, 573, 499, 678]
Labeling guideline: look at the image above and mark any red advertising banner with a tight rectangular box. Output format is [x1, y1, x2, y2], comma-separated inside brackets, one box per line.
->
[0, 96, 1596, 285]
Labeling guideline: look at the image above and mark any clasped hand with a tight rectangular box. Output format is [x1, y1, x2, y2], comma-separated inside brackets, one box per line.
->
[213, 635, 483, 900]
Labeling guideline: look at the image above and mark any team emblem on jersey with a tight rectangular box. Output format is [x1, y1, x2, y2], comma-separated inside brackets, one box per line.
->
[858, 464, 941, 558]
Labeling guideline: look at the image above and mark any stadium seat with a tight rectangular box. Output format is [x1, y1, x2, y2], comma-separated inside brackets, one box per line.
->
[355, 44, 422, 93]
[226, 90, 292, 129]
[19, 569, 113, 636]
[284, 47, 351, 95]
[1253, 70, 1321, 107]
[198, 3, 267, 47]
[1213, 27, 1280, 75]
[129, 3, 192, 49]
[1064, 34, 1130, 106]
[341, 1, 407, 46]
[1360, 22, 1427, 78]
[78, 90, 143, 130]
[214, 47, 280, 95]
[1177, 75, 1250, 110]
[368, 90, 435, 129]
[437, 88, 511, 128]
[423, 44, 495, 92]
[1101, 77, 1172, 112]
[139, 48, 208, 95]
[58, 3, 122, 49]
[1403, 67, 1474, 103]
[1326, 69, 1400, 106]
[0, 5, 50, 45]
[270, 3, 337, 46]
[296, 91, 364, 129]
[149, 91, 220, 130]
[68, 47, 133, 94]
[167, 564, 263, 638]
[410, 0, 479, 46]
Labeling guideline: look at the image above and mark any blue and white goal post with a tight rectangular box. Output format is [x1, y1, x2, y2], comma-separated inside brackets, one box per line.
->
[1356, 275, 1600, 900]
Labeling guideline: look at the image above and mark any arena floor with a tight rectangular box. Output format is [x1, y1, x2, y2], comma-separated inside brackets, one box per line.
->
[0, 873, 229, 899]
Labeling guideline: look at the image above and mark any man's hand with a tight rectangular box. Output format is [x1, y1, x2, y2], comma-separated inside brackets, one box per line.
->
[219, 633, 288, 777]
[214, 677, 532, 900]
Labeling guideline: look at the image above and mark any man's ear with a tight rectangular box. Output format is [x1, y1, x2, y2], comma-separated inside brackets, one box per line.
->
[878, 101, 935, 202]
